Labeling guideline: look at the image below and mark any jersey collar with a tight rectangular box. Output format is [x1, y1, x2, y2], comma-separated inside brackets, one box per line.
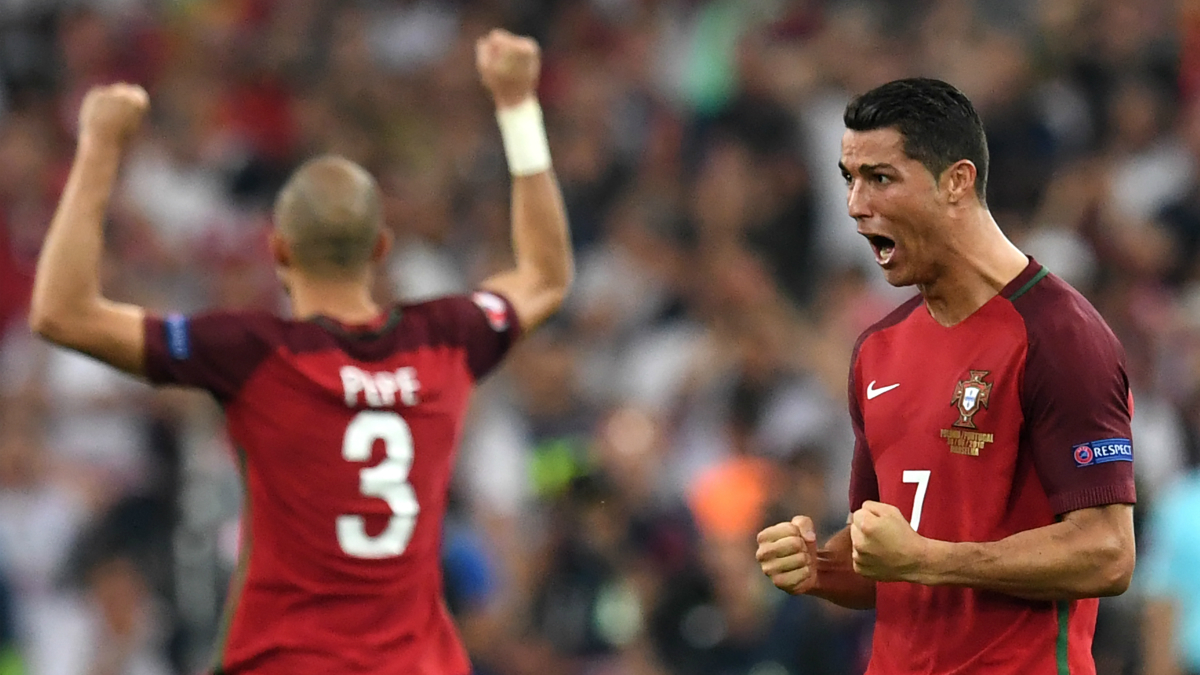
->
[310, 306, 403, 340]
[1000, 257, 1047, 301]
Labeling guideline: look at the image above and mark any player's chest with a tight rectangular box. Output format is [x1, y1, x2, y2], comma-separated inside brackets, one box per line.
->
[857, 306, 1028, 473]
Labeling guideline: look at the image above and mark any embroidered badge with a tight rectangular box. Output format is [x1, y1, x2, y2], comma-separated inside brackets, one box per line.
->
[472, 292, 509, 332]
[1073, 439, 1133, 467]
[165, 314, 190, 360]
[941, 370, 994, 456]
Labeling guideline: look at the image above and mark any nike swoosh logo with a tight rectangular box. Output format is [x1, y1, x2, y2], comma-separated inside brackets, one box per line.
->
[866, 381, 900, 400]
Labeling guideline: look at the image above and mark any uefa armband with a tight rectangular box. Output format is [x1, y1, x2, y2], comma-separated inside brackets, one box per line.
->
[496, 98, 551, 176]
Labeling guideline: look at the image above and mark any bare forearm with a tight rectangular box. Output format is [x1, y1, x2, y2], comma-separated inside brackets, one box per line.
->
[30, 137, 146, 374]
[476, 34, 573, 331]
[511, 170, 571, 292]
[483, 169, 572, 329]
[913, 506, 1134, 601]
[30, 136, 121, 328]
[811, 526, 876, 609]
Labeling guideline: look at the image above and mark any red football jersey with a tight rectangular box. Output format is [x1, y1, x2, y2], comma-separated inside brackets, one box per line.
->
[143, 292, 521, 675]
[848, 259, 1136, 675]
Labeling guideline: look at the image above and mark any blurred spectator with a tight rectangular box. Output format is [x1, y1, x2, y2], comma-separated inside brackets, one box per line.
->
[1142, 391, 1200, 675]
[0, 404, 89, 669]
[30, 545, 172, 675]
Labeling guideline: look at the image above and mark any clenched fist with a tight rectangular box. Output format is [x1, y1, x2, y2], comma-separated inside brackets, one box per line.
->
[79, 83, 148, 147]
[850, 501, 926, 582]
[756, 516, 820, 594]
[475, 29, 540, 108]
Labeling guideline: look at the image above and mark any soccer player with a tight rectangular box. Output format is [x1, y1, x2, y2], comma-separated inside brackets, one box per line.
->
[28, 30, 570, 675]
[755, 78, 1136, 675]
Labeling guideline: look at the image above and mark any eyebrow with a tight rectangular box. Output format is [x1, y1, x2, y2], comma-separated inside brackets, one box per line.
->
[838, 162, 896, 174]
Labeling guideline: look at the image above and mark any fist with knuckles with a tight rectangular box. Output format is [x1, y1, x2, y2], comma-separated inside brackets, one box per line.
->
[757, 501, 930, 594]
[755, 516, 821, 595]
[475, 28, 540, 109]
[78, 83, 149, 147]
[849, 500, 926, 582]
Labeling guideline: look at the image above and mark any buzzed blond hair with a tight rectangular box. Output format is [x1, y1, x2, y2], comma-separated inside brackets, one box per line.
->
[274, 155, 384, 278]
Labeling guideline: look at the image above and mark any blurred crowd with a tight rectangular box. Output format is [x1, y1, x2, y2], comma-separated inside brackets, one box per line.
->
[0, 0, 1197, 674]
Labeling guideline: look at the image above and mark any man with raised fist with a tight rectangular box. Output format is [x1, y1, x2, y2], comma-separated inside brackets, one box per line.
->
[30, 29, 571, 675]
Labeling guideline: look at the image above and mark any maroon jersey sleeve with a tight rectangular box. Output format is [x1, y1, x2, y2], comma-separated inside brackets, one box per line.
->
[416, 291, 522, 381]
[1012, 275, 1137, 514]
[848, 335, 879, 512]
[143, 311, 277, 402]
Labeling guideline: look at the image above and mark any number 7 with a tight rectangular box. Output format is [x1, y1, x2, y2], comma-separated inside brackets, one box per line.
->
[902, 470, 930, 531]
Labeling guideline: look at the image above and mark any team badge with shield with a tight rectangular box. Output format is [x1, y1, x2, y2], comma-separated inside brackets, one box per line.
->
[951, 370, 993, 430]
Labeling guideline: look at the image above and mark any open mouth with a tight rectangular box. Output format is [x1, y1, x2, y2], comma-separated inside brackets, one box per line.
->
[866, 234, 896, 266]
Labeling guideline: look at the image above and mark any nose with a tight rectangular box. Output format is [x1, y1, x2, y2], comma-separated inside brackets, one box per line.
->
[847, 180, 870, 220]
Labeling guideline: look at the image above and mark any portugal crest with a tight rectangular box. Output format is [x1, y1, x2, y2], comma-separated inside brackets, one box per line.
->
[951, 370, 992, 429]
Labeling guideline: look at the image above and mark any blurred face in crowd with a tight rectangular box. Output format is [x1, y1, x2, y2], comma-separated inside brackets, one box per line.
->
[840, 127, 960, 288]
[89, 556, 148, 638]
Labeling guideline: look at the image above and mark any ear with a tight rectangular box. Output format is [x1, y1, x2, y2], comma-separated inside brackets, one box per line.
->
[371, 229, 393, 264]
[268, 231, 293, 268]
[943, 160, 978, 204]
[269, 231, 299, 291]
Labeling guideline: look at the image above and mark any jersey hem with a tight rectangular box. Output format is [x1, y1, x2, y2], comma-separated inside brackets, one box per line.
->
[1049, 484, 1137, 515]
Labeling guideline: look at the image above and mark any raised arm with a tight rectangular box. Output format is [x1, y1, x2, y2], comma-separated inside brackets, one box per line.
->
[474, 30, 573, 332]
[29, 84, 149, 375]
[850, 500, 1134, 601]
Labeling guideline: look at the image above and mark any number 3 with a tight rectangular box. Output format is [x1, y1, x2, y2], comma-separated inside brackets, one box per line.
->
[902, 470, 930, 532]
[337, 411, 420, 559]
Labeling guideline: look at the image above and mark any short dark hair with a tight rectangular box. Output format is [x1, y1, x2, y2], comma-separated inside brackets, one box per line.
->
[843, 78, 989, 199]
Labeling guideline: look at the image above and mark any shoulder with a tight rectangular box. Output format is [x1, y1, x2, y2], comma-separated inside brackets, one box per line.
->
[226, 309, 289, 337]
[851, 294, 923, 363]
[142, 309, 290, 396]
[1008, 269, 1133, 438]
[404, 292, 512, 329]
[218, 310, 296, 355]
[1008, 270, 1124, 362]
[385, 292, 521, 382]
[398, 295, 470, 328]
[400, 291, 518, 342]
[149, 309, 285, 354]
[189, 309, 283, 333]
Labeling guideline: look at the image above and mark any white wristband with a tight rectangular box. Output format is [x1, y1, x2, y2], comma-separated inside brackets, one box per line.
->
[496, 98, 551, 176]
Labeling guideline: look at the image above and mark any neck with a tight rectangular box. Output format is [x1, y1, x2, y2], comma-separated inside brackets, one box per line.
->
[918, 207, 1029, 327]
[286, 274, 381, 324]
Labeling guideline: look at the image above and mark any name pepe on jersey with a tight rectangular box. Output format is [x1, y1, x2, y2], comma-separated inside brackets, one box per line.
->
[130, 290, 528, 675]
[28, 29, 571, 675]
[341, 365, 421, 408]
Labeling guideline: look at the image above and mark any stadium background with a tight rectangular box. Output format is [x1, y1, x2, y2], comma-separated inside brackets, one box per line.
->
[0, 0, 1196, 673]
